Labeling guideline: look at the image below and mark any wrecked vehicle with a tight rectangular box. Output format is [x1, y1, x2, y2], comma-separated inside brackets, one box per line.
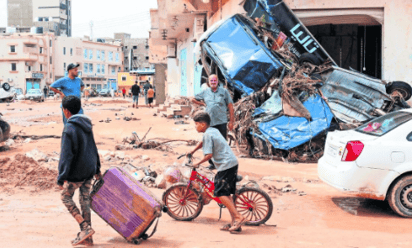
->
[0, 117, 11, 143]
[318, 109, 412, 217]
[195, 0, 411, 161]
[25, 89, 45, 102]
[0, 81, 16, 103]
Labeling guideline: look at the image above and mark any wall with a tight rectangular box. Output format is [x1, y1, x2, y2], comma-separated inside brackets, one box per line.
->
[154, 63, 167, 104]
[7, 0, 33, 27]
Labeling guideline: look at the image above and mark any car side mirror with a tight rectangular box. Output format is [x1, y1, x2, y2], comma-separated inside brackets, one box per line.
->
[406, 132, 412, 141]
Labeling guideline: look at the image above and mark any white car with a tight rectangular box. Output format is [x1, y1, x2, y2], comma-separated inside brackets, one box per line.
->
[318, 109, 412, 217]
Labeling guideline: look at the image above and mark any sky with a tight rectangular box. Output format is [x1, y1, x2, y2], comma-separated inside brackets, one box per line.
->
[0, 0, 158, 38]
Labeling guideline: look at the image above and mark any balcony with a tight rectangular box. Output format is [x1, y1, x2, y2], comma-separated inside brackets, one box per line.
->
[23, 47, 38, 54]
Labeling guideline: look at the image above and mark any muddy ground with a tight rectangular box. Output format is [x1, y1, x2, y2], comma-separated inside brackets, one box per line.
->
[1, 96, 411, 248]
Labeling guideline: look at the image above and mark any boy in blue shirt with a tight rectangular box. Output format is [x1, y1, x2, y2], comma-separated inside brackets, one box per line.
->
[189, 112, 246, 233]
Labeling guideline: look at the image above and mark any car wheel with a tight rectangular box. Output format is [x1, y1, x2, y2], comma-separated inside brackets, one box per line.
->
[2, 83, 11, 91]
[386, 81, 412, 101]
[299, 53, 321, 66]
[388, 175, 412, 217]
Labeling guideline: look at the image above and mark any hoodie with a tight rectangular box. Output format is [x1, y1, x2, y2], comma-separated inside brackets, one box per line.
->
[57, 114, 101, 186]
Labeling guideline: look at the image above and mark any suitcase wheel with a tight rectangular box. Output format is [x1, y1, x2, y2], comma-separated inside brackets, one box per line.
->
[132, 239, 141, 245]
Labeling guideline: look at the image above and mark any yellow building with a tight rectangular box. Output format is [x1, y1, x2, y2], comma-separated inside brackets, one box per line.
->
[118, 72, 136, 93]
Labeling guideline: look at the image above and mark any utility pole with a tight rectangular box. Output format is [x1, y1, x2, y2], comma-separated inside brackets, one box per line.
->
[90, 21, 94, 40]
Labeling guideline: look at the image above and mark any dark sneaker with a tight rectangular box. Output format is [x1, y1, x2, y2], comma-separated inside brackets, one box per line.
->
[72, 226, 95, 246]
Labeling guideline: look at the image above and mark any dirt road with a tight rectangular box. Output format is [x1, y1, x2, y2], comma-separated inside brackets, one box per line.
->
[1, 98, 411, 248]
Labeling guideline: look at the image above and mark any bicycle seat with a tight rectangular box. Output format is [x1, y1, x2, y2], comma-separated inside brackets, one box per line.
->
[236, 175, 243, 182]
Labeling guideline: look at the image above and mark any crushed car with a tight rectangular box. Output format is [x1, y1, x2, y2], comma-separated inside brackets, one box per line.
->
[194, 0, 411, 162]
[0, 81, 16, 103]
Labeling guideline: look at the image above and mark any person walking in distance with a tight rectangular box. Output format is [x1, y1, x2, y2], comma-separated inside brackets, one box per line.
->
[147, 85, 154, 108]
[43, 85, 48, 99]
[122, 88, 126, 99]
[143, 81, 150, 105]
[110, 88, 115, 99]
[131, 81, 140, 108]
[50, 63, 85, 125]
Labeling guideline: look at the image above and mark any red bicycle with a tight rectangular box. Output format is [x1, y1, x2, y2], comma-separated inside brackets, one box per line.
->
[162, 155, 273, 225]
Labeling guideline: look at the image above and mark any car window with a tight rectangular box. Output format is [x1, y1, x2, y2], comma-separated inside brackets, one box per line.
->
[356, 112, 412, 136]
[407, 132, 412, 141]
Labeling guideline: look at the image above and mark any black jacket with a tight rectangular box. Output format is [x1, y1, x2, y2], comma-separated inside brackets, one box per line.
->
[57, 115, 101, 186]
[131, 84, 140, 95]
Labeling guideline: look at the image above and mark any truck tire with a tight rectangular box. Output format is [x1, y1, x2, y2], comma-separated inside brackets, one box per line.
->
[2, 83, 11, 91]
[386, 81, 412, 101]
[299, 53, 321, 66]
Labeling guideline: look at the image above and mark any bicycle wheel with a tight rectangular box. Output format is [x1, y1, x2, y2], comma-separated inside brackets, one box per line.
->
[234, 187, 273, 226]
[162, 183, 203, 221]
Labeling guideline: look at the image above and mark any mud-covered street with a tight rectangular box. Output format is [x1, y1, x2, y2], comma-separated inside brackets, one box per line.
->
[0, 98, 411, 248]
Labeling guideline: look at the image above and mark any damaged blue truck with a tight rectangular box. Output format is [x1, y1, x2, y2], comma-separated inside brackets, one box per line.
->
[196, 0, 411, 161]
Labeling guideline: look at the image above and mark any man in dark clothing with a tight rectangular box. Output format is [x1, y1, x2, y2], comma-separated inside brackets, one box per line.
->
[58, 95, 101, 246]
[43, 86, 48, 98]
[131, 81, 141, 108]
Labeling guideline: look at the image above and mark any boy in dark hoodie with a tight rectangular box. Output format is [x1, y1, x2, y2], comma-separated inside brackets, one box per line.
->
[57, 95, 102, 246]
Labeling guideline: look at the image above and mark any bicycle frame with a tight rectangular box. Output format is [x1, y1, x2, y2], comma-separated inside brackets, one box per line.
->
[181, 167, 255, 210]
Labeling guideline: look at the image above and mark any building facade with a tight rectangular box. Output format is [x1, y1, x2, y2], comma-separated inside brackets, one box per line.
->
[149, 0, 412, 98]
[0, 33, 54, 93]
[7, 0, 72, 36]
[53, 36, 123, 91]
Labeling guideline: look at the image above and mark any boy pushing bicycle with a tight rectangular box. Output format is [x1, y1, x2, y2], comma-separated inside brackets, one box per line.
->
[188, 112, 246, 234]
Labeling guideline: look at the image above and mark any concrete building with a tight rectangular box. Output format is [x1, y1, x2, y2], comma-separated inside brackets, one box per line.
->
[122, 37, 152, 72]
[0, 32, 54, 93]
[149, 0, 412, 98]
[53, 36, 123, 91]
[7, 0, 72, 36]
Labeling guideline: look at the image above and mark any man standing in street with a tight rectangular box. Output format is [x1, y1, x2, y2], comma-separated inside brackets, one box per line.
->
[43, 85, 48, 99]
[192, 74, 234, 140]
[122, 88, 126, 99]
[110, 88, 115, 99]
[131, 81, 140, 108]
[50, 63, 84, 125]
[143, 81, 151, 105]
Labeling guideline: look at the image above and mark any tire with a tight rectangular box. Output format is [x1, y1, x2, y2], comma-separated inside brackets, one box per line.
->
[162, 183, 203, 221]
[387, 81, 412, 101]
[299, 53, 321, 66]
[233, 187, 273, 226]
[387, 175, 412, 217]
[2, 83, 11, 91]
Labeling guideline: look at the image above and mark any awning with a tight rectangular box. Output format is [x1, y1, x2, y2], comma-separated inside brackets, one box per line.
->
[294, 8, 384, 26]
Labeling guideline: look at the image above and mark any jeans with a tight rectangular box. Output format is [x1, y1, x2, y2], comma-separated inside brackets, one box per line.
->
[132, 95, 139, 104]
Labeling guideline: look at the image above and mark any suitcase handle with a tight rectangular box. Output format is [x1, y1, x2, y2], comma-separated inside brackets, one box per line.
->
[90, 179, 104, 196]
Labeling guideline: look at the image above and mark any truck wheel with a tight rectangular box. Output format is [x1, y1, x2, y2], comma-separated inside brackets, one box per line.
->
[387, 175, 412, 217]
[387, 81, 412, 101]
[2, 83, 11, 91]
[299, 53, 321, 66]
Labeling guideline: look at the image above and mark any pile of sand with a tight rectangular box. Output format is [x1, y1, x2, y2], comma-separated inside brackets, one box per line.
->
[0, 154, 58, 193]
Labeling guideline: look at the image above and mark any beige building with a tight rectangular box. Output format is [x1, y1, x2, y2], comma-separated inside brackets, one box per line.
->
[149, 0, 412, 98]
[53, 36, 123, 91]
[7, 0, 72, 36]
[0, 32, 54, 93]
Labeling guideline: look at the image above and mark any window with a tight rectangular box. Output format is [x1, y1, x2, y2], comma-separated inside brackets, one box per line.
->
[108, 51, 113, 61]
[97, 84, 102, 90]
[145, 45, 149, 49]
[50, 40, 52, 47]
[145, 56, 149, 60]
[122, 76, 127, 81]
[89, 63, 93, 73]
[38, 17, 43, 21]
[70, 48, 73, 56]
[10, 45, 15, 53]
[111, 66, 116, 75]
[27, 66, 31, 71]
[63, 47, 66, 55]
[125, 67, 128, 71]
[115, 53, 119, 62]
[101, 64, 105, 74]
[89, 49, 93, 60]
[50, 56, 52, 64]
[97, 64, 101, 74]
[40, 64, 43, 71]
[118, 67, 121, 72]
[125, 46, 128, 49]
[133, 57, 137, 60]
[39, 47, 43, 54]
[64, 63, 66, 71]
[96, 50, 100, 60]
[133, 46, 137, 49]
[83, 49, 88, 59]
[84, 63, 88, 72]
[101, 50, 105, 61]
[357, 112, 412, 136]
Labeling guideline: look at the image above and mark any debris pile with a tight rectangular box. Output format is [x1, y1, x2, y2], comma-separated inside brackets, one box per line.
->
[0, 154, 58, 193]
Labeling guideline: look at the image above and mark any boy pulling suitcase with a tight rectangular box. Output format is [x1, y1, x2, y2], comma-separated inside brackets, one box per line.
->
[57, 95, 102, 246]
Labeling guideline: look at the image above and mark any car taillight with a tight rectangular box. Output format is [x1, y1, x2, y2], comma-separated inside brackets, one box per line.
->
[341, 141, 364, 161]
